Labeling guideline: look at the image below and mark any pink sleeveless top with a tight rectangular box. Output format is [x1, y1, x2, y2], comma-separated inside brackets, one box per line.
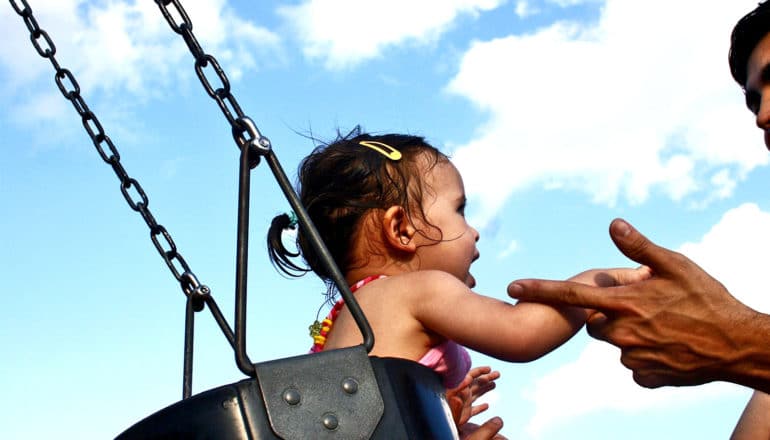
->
[312, 275, 472, 389]
[417, 339, 472, 389]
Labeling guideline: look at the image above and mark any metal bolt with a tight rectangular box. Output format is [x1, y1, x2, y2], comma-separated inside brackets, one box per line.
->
[322, 413, 339, 430]
[341, 378, 358, 394]
[221, 397, 238, 409]
[282, 388, 301, 406]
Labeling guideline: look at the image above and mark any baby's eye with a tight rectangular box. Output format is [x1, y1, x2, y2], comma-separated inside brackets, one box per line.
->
[457, 203, 466, 216]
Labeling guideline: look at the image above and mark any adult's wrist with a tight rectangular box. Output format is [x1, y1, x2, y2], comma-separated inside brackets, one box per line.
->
[723, 309, 770, 393]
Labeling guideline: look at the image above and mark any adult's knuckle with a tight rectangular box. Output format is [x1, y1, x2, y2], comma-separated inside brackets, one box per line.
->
[633, 371, 663, 389]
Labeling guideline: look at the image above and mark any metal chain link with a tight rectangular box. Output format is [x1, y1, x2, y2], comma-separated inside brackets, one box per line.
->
[9, 0, 210, 305]
[154, 0, 272, 160]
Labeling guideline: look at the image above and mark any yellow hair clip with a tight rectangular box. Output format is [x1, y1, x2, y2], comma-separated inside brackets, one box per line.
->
[359, 140, 402, 161]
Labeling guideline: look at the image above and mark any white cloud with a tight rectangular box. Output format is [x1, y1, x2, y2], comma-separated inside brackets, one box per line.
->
[524, 203, 770, 435]
[515, 1, 538, 18]
[1, 0, 81, 89]
[448, 0, 768, 226]
[524, 340, 741, 437]
[2, 0, 281, 122]
[278, 0, 505, 70]
[679, 203, 770, 314]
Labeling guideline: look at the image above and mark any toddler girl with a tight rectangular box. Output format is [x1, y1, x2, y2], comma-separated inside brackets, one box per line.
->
[268, 128, 638, 435]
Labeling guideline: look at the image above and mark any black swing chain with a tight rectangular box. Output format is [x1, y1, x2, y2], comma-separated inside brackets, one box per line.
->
[9, 0, 211, 306]
[155, 0, 272, 159]
[155, 0, 376, 369]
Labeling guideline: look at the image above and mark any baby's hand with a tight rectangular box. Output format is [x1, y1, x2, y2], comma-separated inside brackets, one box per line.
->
[458, 419, 508, 440]
[567, 266, 652, 287]
[446, 366, 501, 426]
[564, 267, 653, 322]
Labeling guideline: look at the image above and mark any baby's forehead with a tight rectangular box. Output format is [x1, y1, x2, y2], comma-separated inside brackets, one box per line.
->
[417, 157, 463, 189]
[411, 150, 453, 170]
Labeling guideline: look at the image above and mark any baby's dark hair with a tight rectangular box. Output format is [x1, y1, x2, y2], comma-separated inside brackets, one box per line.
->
[267, 126, 448, 289]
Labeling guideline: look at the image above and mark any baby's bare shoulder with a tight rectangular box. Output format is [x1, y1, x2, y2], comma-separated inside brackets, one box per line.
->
[384, 271, 470, 301]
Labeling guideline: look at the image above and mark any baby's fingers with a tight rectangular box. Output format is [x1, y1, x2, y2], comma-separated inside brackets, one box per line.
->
[470, 402, 490, 417]
[470, 371, 500, 396]
[466, 366, 492, 379]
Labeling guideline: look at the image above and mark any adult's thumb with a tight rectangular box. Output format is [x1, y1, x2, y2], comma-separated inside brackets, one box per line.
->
[608, 219, 670, 272]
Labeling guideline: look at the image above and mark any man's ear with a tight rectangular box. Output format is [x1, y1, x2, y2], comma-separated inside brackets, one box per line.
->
[382, 205, 417, 253]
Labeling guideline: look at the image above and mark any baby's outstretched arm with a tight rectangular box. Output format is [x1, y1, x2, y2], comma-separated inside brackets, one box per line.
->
[408, 267, 650, 362]
[502, 266, 652, 359]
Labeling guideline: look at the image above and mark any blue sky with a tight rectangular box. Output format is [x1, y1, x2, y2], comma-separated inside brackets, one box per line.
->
[2, 0, 769, 438]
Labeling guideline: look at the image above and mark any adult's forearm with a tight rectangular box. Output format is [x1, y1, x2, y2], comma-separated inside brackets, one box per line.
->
[725, 310, 770, 393]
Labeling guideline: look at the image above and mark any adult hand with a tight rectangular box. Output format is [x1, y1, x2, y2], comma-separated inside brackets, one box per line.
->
[508, 218, 770, 392]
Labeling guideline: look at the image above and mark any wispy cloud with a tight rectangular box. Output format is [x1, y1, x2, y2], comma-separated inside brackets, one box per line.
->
[498, 239, 520, 258]
[448, 0, 767, 227]
[278, 0, 505, 70]
[515, 1, 538, 18]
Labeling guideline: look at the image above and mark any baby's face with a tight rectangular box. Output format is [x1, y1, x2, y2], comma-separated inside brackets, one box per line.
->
[412, 160, 480, 287]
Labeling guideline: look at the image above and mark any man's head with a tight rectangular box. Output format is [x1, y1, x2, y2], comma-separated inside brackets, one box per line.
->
[729, 1, 770, 88]
[730, 1, 770, 149]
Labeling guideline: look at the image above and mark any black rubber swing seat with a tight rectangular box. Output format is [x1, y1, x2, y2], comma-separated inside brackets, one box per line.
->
[116, 346, 457, 439]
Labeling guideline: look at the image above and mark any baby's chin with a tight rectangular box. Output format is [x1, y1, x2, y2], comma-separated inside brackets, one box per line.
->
[465, 273, 476, 288]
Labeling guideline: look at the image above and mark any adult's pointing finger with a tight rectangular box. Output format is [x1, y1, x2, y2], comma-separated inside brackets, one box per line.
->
[507, 278, 622, 312]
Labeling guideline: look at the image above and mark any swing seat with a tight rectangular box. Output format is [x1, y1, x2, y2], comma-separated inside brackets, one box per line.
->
[116, 346, 457, 439]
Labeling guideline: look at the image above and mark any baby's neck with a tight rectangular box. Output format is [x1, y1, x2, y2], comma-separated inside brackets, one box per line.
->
[345, 263, 410, 286]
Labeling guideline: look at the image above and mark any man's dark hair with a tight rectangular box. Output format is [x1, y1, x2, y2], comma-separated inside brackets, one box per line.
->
[729, 1, 770, 87]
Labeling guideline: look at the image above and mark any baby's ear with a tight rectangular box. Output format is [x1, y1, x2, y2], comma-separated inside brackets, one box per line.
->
[382, 205, 417, 253]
